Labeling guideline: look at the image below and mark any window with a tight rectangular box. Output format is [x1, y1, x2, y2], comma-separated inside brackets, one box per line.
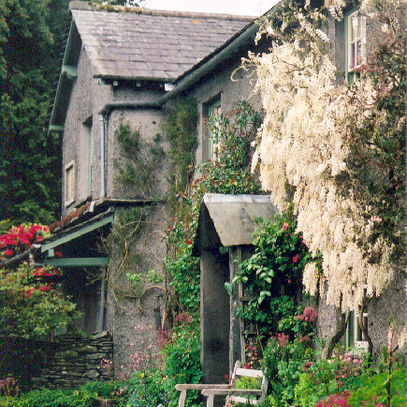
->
[346, 10, 366, 78]
[202, 95, 222, 162]
[64, 160, 75, 206]
[346, 287, 369, 353]
[208, 99, 222, 161]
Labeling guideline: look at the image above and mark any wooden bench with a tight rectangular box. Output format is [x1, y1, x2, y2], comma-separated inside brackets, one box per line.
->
[175, 361, 268, 407]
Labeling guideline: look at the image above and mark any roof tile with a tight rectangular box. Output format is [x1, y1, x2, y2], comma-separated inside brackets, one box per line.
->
[71, 7, 252, 80]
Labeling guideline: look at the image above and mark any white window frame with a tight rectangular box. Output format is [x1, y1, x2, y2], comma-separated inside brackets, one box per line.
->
[64, 160, 75, 207]
[346, 10, 367, 73]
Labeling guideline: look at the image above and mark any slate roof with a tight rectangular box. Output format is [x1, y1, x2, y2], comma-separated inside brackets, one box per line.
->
[71, 3, 253, 81]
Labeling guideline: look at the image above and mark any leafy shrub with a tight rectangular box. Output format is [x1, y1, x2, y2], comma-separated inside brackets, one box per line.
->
[126, 370, 169, 407]
[262, 338, 313, 406]
[161, 321, 202, 407]
[196, 100, 262, 196]
[233, 214, 319, 344]
[0, 262, 78, 340]
[0, 388, 94, 407]
[348, 366, 407, 407]
[294, 353, 367, 407]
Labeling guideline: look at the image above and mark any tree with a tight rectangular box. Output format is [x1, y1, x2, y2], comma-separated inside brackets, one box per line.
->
[0, 0, 70, 224]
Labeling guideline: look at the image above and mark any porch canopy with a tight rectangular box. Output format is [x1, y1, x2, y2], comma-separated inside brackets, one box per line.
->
[193, 193, 278, 384]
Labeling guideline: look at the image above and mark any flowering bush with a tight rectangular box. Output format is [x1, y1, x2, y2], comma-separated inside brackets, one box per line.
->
[316, 391, 351, 407]
[0, 262, 78, 340]
[0, 224, 49, 260]
[251, 0, 406, 311]
[233, 214, 319, 343]
[294, 353, 367, 407]
[196, 100, 262, 196]
[262, 338, 314, 407]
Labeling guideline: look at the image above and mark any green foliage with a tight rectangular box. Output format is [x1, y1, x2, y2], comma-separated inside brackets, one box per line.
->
[294, 354, 369, 407]
[79, 380, 130, 404]
[262, 339, 314, 407]
[0, 388, 94, 407]
[165, 218, 200, 315]
[161, 321, 202, 407]
[345, 31, 406, 267]
[348, 367, 407, 407]
[0, 262, 79, 340]
[196, 101, 262, 196]
[0, 0, 70, 223]
[126, 369, 169, 407]
[164, 96, 198, 214]
[233, 214, 319, 343]
[115, 121, 164, 198]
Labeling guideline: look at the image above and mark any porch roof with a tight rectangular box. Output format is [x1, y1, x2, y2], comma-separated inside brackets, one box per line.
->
[193, 193, 278, 254]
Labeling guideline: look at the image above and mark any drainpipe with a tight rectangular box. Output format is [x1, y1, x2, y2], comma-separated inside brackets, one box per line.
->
[99, 113, 106, 197]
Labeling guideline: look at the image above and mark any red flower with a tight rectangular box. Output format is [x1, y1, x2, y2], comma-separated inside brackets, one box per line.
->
[292, 254, 300, 263]
[3, 249, 13, 257]
[39, 285, 51, 292]
[24, 288, 36, 298]
[185, 238, 192, 245]
[54, 251, 63, 258]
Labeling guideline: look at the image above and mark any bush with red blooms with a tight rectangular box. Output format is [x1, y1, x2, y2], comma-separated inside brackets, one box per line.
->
[0, 224, 50, 260]
[0, 262, 79, 340]
[0, 224, 78, 340]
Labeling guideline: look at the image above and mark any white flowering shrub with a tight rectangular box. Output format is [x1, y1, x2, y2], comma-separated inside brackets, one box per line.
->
[251, 0, 406, 311]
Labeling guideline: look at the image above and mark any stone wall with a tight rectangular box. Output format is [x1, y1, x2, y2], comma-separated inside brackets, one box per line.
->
[31, 331, 113, 389]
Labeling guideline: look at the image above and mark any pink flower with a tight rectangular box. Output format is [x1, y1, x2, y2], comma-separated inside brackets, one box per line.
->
[277, 333, 288, 347]
[281, 222, 289, 231]
[292, 254, 300, 263]
[3, 249, 13, 257]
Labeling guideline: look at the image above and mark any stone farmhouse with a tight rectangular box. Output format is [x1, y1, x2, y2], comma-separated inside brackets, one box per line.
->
[39, 0, 406, 387]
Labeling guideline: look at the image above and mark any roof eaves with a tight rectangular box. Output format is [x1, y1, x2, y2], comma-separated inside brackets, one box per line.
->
[48, 17, 81, 135]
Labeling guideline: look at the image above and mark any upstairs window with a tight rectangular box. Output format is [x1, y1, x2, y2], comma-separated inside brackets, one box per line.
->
[346, 10, 366, 80]
[208, 99, 222, 162]
[64, 160, 75, 206]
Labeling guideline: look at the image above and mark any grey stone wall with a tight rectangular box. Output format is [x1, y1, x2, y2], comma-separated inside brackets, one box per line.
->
[107, 101, 169, 200]
[317, 271, 407, 357]
[368, 271, 407, 356]
[31, 332, 114, 389]
[105, 203, 167, 377]
[62, 48, 113, 217]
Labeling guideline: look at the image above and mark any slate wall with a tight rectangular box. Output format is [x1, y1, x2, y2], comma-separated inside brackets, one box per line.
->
[31, 332, 114, 389]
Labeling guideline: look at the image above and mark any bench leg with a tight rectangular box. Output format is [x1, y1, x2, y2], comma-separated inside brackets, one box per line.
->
[206, 395, 214, 407]
[178, 390, 186, 407]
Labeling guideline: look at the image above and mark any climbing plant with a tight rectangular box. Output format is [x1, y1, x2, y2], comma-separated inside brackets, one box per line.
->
[233, 214, 320, 347]
[250, 0, 406, 311]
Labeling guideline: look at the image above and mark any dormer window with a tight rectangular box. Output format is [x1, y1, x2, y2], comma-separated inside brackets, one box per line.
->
[346, 10, 366, 74]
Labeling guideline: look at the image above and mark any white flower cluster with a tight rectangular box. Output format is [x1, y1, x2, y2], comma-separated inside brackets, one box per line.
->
[251, 2, 403, 311]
